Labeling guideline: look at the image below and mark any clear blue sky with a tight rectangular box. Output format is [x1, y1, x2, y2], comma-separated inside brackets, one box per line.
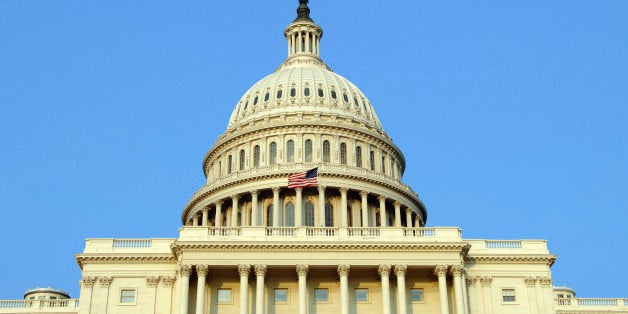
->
[0, 1, 626, 300]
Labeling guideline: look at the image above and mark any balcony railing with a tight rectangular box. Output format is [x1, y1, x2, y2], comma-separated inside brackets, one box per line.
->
[485, 240, 522, 249]
[555, 298, 627, 310]
[112, 239, 152, 248]
[347, 227, 380, 237]
[0, 299, 79, 312]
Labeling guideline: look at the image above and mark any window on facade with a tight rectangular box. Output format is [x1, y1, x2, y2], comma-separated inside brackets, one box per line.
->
[253, 145, 260, 167]
[356, 146, 362, 167]
[304, 87, 310, 96]
[331, 90, 337, 99]
[274, 289, 288, 302]
[355, 289, 369, 302]
[322, 140, 330, 162]
[285, 202, 295, 227]
[325, 203, 333, 227]
[314, 288, 329, 302]
[264, 92, 270, 102]
[277, 89, 283, 99]
[304, 201, 314, 226]
[253, 96, 258, 106]
[557, 294, 564, 299]
[340, 142, 347, 165]
[266, 205, 273, 227]
[381, 155, 386, 173]
[502, 289, 516, 302]
[286, 140, 294, 163]
[269, 142, 277, 165]
[243, 100, 249, 110]
[354, 98, 359, 108]
[218, 289, 232, 303]
[304, 139, 313, 162]
[410, 289, 424, 302]
[120, 289, 136, 304]
[227, 155, 233, 174]
[290, 88, 296, 97]
[239, 150, 245, 170]
[343, 93, 349, 103]
[218, 161, 222, 175]
[370, 151, 375, 171]
[391, 157, 395, 178]
[318, 88, 324, 97]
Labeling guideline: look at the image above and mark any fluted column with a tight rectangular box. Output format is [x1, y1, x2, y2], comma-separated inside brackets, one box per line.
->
[195, 265, 208, 314]
[405, 208, 413, 227]
[231, 195, 240, 227]
[202, 208, 209, 226]
[272, 187, 280, 227]
[435, 265, 450, 314]
[340, 188, 348, 227]
[337, 264, 350, 314]
[378, 265, 392, 314]
[394, 265, 407, 314]
[254, 265, 267, 314]
[238, 265, 250, 314]
[215, 200, 224, 227]
[318, 185, 326, 226]
[295, 188, 303, 227]
[296, 264, 309, 314]
[394, 202, 401, 227]
[378, 195, 387, 227]
[251, 190, 259, 226]
[178, 264, 192, 314]
[360, 191, 368, 227]
[451, 266, 465, 314]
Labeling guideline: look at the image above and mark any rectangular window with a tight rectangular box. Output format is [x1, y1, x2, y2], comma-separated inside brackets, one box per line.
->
[355, 288, 369, 302]
[218, 289, 232, 303]
[314, 288, 329, 302]
[119, 289, 136, 304]
[369, 151, 375, 171]
[410, 289, 424, 302]
[274, 289, 288, 303]
[502, 289, 516, 302]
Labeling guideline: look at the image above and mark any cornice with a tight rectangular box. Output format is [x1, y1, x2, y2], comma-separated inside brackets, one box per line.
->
[75, 254, 176, 270]
[466, 254, 557, 266]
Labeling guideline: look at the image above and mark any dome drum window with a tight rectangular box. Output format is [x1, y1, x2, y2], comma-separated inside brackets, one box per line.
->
[318, 88, 324, 97]
[277, 90, 283, 99]
[290, 88, 297, 97]
[264, 92, 270, 102]
[304, 87, 310, 97]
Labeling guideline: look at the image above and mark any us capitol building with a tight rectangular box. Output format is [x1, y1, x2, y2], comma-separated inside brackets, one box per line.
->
[1, 2, 626, 314]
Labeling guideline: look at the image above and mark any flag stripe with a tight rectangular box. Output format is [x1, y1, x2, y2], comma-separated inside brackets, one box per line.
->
[288, 167, 318, 188]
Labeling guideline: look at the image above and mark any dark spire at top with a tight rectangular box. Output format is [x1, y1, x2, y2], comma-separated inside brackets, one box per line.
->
[294, 0, 314, 22]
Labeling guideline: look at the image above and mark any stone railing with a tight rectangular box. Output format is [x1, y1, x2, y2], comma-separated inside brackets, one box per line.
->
[403, 227, 435, 237]
[484, 240, 522, 249]
[112, 239, 152, 248]
[466, 239, 551, 255]
[82, 238, 176, 254]
[555, 298, 628, 312]
[0, 299, 79, 313]
[347, 227, 380, 237]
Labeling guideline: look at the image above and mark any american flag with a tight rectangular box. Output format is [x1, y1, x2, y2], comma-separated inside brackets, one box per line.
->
[288, 168, 319, 188]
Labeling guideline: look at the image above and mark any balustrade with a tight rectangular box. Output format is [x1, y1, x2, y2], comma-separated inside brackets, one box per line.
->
[112, 239, 152, 248]
[208, 227, 241, 236]
[403, 227, 435, 237]
[485, 240, 522, 249]
[347, 227, 380, 237]
[0, 299, 79, 309]
[266, 227, 297, 236]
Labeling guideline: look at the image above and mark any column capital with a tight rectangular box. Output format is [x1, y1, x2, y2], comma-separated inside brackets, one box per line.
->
[339, 187, 348, 194]
[537, 276, 552, 287]
[161, 276, 176, 287]
[202, 207, 209, 213]
[251, 189, 259, 197]
[337, 264, 350, 277]
[193, 213, 200, 219]
[480, 276, 493, 287]
[378, 195, 386, 202]
[378, 264, 391, 277]
[232, 194, 240, 201]
[359, 190, 368, 198]
[295, 187, 303, 193]
[81, 276, 97, 288]
[450, 265, 464, 277]
[254, 264, 267, 277]
[196, 265, 209, 277]
[394, 264, 407, 277]
[296, 264, 309, 277]
[523, 277, 537, 287]
[466, 276, 479, 285]
[216, 200, 224, 206]
[394, 201, 401, 207]
[146, 276, 160, 287]
[434, 265, 449, 277]
[238, 264, 251, 277]
[272, 186, 281, 193]
[179, 264, 193, 277]
[99, 277, 113, 288]
[318, 185, 326, 192]
[405, 208, 413, 214]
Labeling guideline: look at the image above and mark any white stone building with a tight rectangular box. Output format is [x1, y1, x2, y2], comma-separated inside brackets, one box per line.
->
[0, 1, 625, 314]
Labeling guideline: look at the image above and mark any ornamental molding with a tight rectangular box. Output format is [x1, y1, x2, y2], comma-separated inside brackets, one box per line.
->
[434, 265, 449, 277]
[466, 255, 557, 266]
[450, 265, 464, 277]
[394, 264, 407, 277]
[524, 277, 537, 287]
[196, 264, 209, 277]
[296, 264, 309, 277]
[80, 276, 97, 288]
[99, 277, 113, 288]
[480, 276, 493, 286]
[76, 255, 176, 269]
[238, 264, 251, 277]
[254, 264, 267, 277]
[538, 276, 552, 287]
[161, 276, 176, 287]
[377, 264, 391, 277]
[146, 276, 160, 287]
[179, 264, 193, 277]
[337, 264, 350, 276]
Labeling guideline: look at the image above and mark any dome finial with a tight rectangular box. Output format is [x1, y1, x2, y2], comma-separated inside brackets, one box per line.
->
[295, 0, 313, 22]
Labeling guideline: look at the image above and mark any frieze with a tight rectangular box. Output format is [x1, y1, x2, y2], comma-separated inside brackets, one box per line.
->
[466, 255, 557, 266]
[76, 255, 176, 269]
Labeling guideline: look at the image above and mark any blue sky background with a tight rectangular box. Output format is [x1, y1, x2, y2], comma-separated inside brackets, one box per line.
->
[0, 0, 626, 299]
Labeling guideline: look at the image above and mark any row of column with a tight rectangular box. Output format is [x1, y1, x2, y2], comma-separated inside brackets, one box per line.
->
[177, 264, 464, 314]
[190, 187, 422, 228]
[287, 29, 320, 56]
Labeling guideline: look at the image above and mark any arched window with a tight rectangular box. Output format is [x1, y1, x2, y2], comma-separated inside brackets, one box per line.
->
[356, 146, 362, 167]
[285, 203, 295, 227]
[304, 139, 313, 162]
[269, 142, 277, 165]
[286, 140, 295, 163]
[304, 201, 314, 226]
[227, 155, 232, 174]
[253, 145, 260, 167]
[239, 150, 245, 170]
[325, 203, 334, 227]
[322, 140, 330, 163]
[370, 150, 375, 171]
[266, 205, 273, 227]
[340, 143, 347, 165]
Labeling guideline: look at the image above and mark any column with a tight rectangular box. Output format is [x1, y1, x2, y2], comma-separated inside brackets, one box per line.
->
[195, 265, 208, 314]
[461, 271, 470, 314]
[360, 191, 368, 227]
[297, 32, 302, 52]
[255, 265, 267, 314]
[340, 188, 348, 227]
[193, 214, 199, 226]
[202, 208, 209, 227]
[178, 264, 192, 314]
[394, 265, 407, 314]
[539, 277, 554, 314]
[251, 190, 259, 226]
[524, 277, 538, 314]
[378, 195, 387, 227]
[415, 215, 420, 228]
[405, 209, 413, 228]
[434, 265, 450, 314]
[216, 201, 224, 227]
[451, 266, 465, 314]
[467, 276, 479, 314]
[231, 195, 240, 227]
[337, 264, 350, 314]
[296, 264, 309, 314]
[318, 185, 326, 226]
[272, 187, 280, 227]
[146, 276, 160, 314]
[78, 277, 96, 314]
[295, 188, 303, 227]
[480, 277, 493, 314]
[378, 265, 392, 314]
[394, 202, 401, 227]
[238, 265, 250, 314]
